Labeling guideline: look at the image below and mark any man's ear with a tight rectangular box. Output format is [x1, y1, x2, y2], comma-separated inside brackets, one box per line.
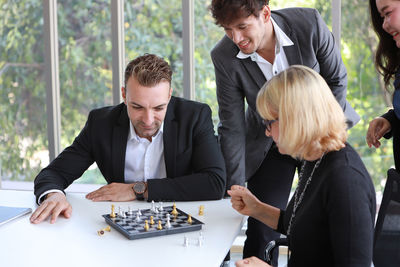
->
[262, 5, 271, 22]
[168, 87, 173, 100]
[121, 86, 127, 104]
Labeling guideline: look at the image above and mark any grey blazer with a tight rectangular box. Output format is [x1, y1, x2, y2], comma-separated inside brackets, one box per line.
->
[210, 8, 360, 189]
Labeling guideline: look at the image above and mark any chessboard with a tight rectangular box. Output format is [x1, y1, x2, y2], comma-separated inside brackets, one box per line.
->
[102, 205, 204, 240]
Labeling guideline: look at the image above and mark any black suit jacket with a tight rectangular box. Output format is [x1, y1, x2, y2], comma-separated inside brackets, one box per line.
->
[34, 96, 226, 202]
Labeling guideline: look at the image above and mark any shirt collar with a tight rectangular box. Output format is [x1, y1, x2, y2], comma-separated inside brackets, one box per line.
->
[128, 121, 164, 142]
[236, 17, 294, 61]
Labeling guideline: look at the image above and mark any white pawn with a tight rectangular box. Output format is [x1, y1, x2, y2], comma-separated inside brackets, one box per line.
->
[135, 212, 141, 222]
[183, 235, 189, 247]
[154, 207, 159, 214]
[151, 200, 156, 212]
[198, 231, 204, 244]
[165, 214, 171, 229]
[127, 206, 133, 215]
[159, 202, 164, 211]
[119, 207, 126, 218]
[137, 209, 142, 216]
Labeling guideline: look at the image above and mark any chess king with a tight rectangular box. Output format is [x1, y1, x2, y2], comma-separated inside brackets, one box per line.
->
[30, 53, 226, 224]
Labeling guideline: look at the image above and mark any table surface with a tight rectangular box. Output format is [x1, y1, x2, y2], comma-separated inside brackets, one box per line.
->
[0, 189, 245, 267]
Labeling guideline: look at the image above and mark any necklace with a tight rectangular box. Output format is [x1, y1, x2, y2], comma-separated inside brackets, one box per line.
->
[286, 156, 323, 237]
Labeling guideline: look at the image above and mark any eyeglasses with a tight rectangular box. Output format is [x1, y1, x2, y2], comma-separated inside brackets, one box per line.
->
[262, 119, 278, 132]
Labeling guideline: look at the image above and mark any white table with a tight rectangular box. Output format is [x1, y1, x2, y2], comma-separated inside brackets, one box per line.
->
[0, 189, 245, 267]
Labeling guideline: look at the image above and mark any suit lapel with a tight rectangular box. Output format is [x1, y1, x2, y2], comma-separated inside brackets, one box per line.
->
[112, 104, 129, 183]
[241, 58, 266, 89]
[163, 97, 177, 177]
[272, 12, 303, 66]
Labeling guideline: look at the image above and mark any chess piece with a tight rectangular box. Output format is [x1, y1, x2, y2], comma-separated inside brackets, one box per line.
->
[199, 205, 204, 216]
[119, 207, 126, 218]
[144, 220, 149, 231]
[97, 225, 111, 236]
[110, 204, 116, 218]
[198, 231, 204, 243]
[165, 214, 171, 229]
[137, 209, 142, 216]
[157, 220, 163, 230]
[187, 215, 193, 224]
[135, 212, 141, 222]
[150, 216, 155, 225]
[183, 235, 189, 247]
[159, 202, 164, 211]
[151, 200, 156, 212]
[127, 206, 133, 215]
[171, 203, 178, 216]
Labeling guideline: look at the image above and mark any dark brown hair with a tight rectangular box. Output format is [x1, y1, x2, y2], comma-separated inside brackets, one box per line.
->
[369, 0, 400, 88]
[209, 0, 269, 26]
[124, 54, 172, 87]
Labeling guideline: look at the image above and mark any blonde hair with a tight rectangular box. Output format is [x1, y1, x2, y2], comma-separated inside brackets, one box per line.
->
[256, 65, 347, 159]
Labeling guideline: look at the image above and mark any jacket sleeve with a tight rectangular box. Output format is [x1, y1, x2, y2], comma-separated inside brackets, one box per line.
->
[34, 112, 95, 203]
[210, 46, 246, 190]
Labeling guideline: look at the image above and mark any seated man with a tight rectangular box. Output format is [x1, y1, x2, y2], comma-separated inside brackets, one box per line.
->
[30, 53, 226, 224]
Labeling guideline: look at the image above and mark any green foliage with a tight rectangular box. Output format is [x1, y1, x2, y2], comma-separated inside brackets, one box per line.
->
[0, 0, 45, 181]
[124, 0, 183, 97]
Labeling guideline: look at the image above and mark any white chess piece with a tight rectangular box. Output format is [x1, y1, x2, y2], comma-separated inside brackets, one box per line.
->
[165, 214, 171, 229]
[151, 200, 155, 212]
[183, 235, 189, 247]
[137, 209, 142, 216]
[119, 208, 126, 218]
[198, 231, 204, 246]
[159, 202, 164, 211]
[127, 206, 133, 215]
[135, 212, 141, 222]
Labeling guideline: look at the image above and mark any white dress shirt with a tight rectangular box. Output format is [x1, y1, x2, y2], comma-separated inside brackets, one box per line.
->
[124, 121, 167, 183]
[236, 18, 293, 80]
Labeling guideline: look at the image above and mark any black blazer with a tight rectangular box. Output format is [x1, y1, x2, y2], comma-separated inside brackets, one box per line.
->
[34, 96, 226, 202]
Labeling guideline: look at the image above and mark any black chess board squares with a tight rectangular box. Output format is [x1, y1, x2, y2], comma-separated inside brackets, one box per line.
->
[102, 206, 203, 240]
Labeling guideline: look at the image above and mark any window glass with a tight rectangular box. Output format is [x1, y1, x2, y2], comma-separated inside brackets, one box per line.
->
[124, 0, 183, 97]
[341, 0, 393, 194]
[194, 1, 224, 126]
[0, 0, 47, 185]
[58, 0, 112, 184]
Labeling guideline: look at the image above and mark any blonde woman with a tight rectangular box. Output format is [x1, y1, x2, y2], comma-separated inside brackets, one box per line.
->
[229, 66, 376, 266]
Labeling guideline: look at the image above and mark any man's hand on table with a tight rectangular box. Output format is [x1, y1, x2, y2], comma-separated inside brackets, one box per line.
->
[30, 192, 72, 224]
[86, 182, 139, 202]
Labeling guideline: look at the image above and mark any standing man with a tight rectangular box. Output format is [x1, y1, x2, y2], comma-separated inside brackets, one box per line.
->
[209, 0, 359, 263]
[30, 53, 226, 224]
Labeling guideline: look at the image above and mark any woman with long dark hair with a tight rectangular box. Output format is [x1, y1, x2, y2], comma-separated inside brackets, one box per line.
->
[366, 0, 400, 169]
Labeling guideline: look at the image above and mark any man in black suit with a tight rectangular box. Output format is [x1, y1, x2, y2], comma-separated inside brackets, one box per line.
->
[30, 54, 226, 224]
